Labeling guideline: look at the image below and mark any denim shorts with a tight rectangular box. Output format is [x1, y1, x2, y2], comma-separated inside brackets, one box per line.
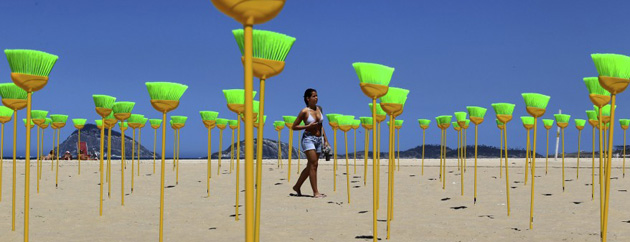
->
[301, 132, 323, 154]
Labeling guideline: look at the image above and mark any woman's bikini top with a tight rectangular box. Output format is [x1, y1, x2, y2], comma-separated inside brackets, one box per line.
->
[304, 108, 324, 125]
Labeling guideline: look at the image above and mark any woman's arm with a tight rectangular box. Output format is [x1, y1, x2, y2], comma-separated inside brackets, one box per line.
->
[291, 109, 309, 130]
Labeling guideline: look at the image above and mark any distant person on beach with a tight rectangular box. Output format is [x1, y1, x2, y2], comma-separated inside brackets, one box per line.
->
[292, 88, 330, 198]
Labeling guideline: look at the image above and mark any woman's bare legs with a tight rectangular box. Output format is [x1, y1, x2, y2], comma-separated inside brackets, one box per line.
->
[293, 150, 323, 197]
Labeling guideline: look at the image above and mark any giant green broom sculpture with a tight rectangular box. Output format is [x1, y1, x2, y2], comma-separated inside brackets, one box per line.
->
[586, 110, 597, 199]
[216, 118, 229, 175]
[0, 106, 12, 202]
[592, 54, 630, 241]
[380, 87, 409, 239]
[361, 117, 373, 185]
[0, 82, 27, 231]
[5, 49, 57, 240]
[353, 62, 394, 242]
[72, 118, 86, 175]
[128, 114, 144, 193]
[201, 111, 219, 196]
[337, 115, 354, 204]
[575, 119, 586, 179]
[554, 114, 571, 192]
[435, 116, 452, 188]
[466, 106, 486, 204]
[352, 119, 361, 174]
[620, 119, 630, 178]
[228, 119, 238, 173]
[31, 110, 47, 194]
[150, 119, 162, 174]
[113, 101, 135, 200]
[283, 115, 298, 181]
[492, 103, 515, 216]
[145, 81, 187, 242]
[224, 89, 257, 222]
[325, 113, 340, 191]
[418, 119, 431, 176]
[542, 119, 554, 175]
[273, 121, 284, 168]
[92, 94, 116, 213]
[210, 3, 286, 240]
[50, 115, 68, 189]
[171, 116, 187, 185]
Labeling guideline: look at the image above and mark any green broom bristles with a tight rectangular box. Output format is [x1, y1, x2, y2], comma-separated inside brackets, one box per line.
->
[119, 122, 128, 128]
[586, 110, 598, 121]
[619, 119, 630, 127]
[360, 117, 373, 126]
[521, 116, 535, 125]
[273, 121, 285, 129]
[72, 119, 87, 126]
[31, 110, 48, 119]
[380, 87, 410, 105]
[352, 120, 361, 129]
[216, 118, 229, 126]
[95, 120, 103, 127]
[233, 29, 296, 62]
[0, 106, 14, 117]
[283, 116, 297, 125]
[417, 119, 430, 126]
[574, 119, 586, 128]
[466, 106, 487, 118]
[496, 119, 504, 126]
[368, 103, 387, 116]
[92, 95, 117, 109]
[150, 119, 163, 126]
[256, 115, 267, 124]
[4, 49, 59, 76]
[583, 77, 611, 96]
[522, 93, 551, 109]
[171, 116, 188, 125]
[491, 103, 516, 115]
[50, 114, 68, 124]
[325, 114, 340, 124]
[452, 122, 460, 128]
[591, 53, 630, 79]
[454, 112, 467, 122]
[105, 112, 116, 121]
[128, 114, 145, 124]
[146, 82, 188, 101]
[0, 83, 27, 99]
[112, 102, 135, 114]
[200, 111, 219, 121]
[542, 119, 554, 127]
[141, 118, 148, 125]
[23, 119, 34, 126]
[223, 89, 257, 105]
[554, 114, 571, 124]
[45, 118, 52, 125]
[394, 120, 403, 126]
[352, 62, 395, 86]
[436, 115, 452, 125]
[228, 120, 238, 127]
[594, 104, 616, 117]
[464, 119, 470, 126]
[241, 101, 260, 119]
[337, 115, 354, 126]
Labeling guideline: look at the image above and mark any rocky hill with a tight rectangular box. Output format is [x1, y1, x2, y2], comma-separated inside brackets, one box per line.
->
[58, 124, 154, 159]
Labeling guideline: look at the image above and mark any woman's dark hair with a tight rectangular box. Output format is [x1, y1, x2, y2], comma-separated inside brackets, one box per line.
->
[303, 88, 317, 106]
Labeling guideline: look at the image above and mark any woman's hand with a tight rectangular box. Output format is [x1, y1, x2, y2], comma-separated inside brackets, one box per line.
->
[305, 121, 319, 129]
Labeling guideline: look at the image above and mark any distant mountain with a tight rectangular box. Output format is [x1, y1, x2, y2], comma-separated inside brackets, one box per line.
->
[57, 124, 155, 159]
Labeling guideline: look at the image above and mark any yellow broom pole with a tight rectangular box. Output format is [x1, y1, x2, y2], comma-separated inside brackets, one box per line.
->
[504, 124, 511, 216]
[525, 129, 530, 185]
[51, 128, 54, 171]
[207, 128, 211, 196]
[332, 129, 336, 191]
[235, 118, 241, 221]
[354, 128, 357, 174]
[530, 119, 538, 229]
[78, 129, 81, 175]
[592, 126, 595, 200]
[546, 129, 549, 175]
[443, 128, 447, 190]
[562, 128, 565, 192]
[11, 111, 16, 231]
[154, 128, 156, 174]
[370, 99, 378, 242]
[24, 93, 33, 241]
[474, 124, 478, 204]
[288, 128, 293, 182]
[421, 129, 425, 176]
[108, 127, 112, 198]
[0, 123, 4, 202]
[177, 129, 180, 185]
[578, 129, 582, 179]
[230, 128, 234, 173]
[121, 125, 125, 206]
[396, 128, 400, 171]
[277, 130, 281, 168]
[138, 128, 142, 177]
[623, 129, 626, 178]
[36, 126, 40, 193]
[386, 116, 393, 239]
[173, 129, 176, 171]
[219, 129, 223, 176]
[500, 128, 503, 178]
[158, 112, 167, 242]
[345, 131, 350, 204]
[377, 123, 381, 209]
[460, 129, 463, 196]
[599, 110, 604, 234]
[439, 129, 443, 181]
[131, 128, 135, 192]
[364, 128, 368, 186]
[603, 95, 618, 242]
[56, 127, 60, 188]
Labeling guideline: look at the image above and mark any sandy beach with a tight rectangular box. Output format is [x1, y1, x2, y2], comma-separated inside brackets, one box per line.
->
[1, 157, 629, 241]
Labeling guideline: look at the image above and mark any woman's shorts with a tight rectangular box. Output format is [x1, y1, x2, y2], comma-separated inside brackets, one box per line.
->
[301, 132, 323, 154]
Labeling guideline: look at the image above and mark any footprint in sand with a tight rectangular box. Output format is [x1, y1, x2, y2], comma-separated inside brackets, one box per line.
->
[450, 206, 467, 210]
[441, 198, 451, 201]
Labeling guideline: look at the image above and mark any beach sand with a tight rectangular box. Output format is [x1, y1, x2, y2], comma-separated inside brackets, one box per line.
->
[1, 157, 629, 241]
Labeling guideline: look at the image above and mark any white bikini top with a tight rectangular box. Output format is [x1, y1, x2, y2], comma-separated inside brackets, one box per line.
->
[305, 108, 324, 125]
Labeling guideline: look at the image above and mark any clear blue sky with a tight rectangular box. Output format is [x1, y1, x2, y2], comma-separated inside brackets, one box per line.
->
[0, 0, 629, 157]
